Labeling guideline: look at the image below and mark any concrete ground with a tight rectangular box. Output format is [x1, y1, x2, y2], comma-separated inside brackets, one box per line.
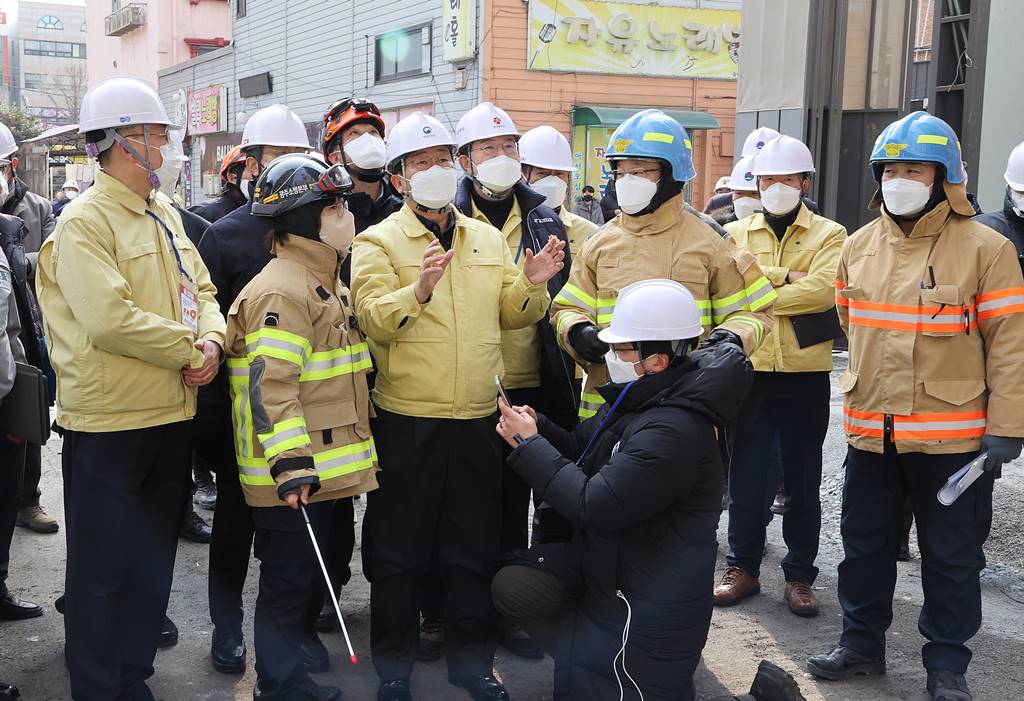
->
[3, 355, 1023, 700]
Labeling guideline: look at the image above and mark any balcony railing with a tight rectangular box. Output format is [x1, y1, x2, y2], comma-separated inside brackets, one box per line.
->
[105, 3, 146, 37]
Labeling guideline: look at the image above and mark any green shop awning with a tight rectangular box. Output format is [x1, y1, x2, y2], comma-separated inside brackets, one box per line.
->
[572, 106, 719, 130]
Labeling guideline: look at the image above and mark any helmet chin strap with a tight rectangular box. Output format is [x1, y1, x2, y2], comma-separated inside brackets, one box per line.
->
[113, 124, 161, 189]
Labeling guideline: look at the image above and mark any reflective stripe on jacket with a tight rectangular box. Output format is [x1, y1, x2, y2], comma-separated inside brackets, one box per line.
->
[551, 193, 775, 418]
[226, 234, 378, 508]
[726, 204, 847, 372]
[837, 196, 1024, 454]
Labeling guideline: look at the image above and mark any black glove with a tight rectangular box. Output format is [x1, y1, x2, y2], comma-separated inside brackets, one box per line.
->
[980, 435, 1023, 472]
[701, 328, 743, 349]
[568, 323, 609, 364]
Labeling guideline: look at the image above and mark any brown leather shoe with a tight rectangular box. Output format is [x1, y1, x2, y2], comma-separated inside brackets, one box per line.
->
[713, 566, 760, 606]
[784, 581, 820, 617]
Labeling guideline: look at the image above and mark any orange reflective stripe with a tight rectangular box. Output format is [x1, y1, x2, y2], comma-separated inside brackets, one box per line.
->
[843, 406, 987, 441]
[835, 280, 847, 290]
[844, 298, 977, 333]
[836, 294, 849, 308]
[976, 286, 1024, 303]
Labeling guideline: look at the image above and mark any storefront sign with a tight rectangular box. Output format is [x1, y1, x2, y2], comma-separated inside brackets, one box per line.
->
[442, 0, 476, 62]
[528, 0, 740, 79]
[187, 85, 227, 135]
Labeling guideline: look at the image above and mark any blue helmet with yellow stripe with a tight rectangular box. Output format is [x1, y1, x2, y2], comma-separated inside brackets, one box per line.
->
[605, 109, 696, 183]
[869, 111, 964, 184]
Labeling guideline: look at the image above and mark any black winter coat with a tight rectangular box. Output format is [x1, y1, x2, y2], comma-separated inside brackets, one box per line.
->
[174, 204, 211, 247]
[974, 189, 1024, 273]
[189, 188, 247, 224]
[454, 177, 579, 428]
[0, 214, 44, 371]
[340, 177, 403, 287]
[508, 345, 752, 701]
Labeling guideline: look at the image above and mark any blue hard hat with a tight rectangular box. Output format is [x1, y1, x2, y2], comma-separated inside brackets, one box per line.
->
[869, 111, 964, 184]
[605, 109, 696, 183]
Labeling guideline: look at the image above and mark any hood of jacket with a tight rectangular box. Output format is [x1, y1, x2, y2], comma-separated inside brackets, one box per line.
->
[596, 343, 752, 427]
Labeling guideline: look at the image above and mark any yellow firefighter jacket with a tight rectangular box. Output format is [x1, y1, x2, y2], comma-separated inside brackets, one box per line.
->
[551, 193, 776, 418]
[726, 204, 847, 372]
[837, 186, 1024, 454]
[226, 235, 378, 508]
[560, 207, 599, 257]
[350, 203, 549, 419]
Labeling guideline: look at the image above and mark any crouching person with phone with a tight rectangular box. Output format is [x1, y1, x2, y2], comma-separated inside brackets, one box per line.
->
[225, 154, 378, 700]
[491, 279, 753, 701]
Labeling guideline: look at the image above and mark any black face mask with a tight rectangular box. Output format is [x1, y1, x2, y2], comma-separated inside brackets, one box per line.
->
[582, 194, 594, 202]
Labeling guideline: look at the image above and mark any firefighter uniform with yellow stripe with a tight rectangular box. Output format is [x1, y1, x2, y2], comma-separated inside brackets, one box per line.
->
[225, 155, 377, 699]
[552, 192, 776, 419]
[811, 113, 1024, 687]
[560, 206, 599, 258]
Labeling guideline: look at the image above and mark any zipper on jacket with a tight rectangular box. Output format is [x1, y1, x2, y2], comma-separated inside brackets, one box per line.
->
[883, 414, 894, 445]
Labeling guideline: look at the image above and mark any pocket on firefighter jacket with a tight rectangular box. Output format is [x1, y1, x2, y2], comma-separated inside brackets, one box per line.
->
[919, 285, 965, 337]
[921, 378, 986, 407]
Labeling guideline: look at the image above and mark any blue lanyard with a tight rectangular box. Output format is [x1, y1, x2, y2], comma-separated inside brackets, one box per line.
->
[576, 380, 636, 466]
[146, 209, 193, 284]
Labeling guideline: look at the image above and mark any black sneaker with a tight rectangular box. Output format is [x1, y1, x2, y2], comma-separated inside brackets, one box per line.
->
[807, 646, 884, 680]
[927, 670, 971, 701]
[180, 509, 213, 543]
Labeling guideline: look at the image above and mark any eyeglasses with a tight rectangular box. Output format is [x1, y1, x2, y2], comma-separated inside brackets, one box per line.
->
[471, 141, 519, 159]
[404, 153, 455, 171]
[323, 97, 381, 124]
[317, 163, 355, 194]
[613, 167, 661, 180]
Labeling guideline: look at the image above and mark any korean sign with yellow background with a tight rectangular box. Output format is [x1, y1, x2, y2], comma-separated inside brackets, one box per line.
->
[528, 0, 740, 79]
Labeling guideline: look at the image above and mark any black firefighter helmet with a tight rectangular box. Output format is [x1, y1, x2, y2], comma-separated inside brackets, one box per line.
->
[251, 154, 354, 218]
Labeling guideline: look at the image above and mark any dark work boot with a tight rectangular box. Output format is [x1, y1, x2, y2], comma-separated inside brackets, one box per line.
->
[807, 646, 885, 680]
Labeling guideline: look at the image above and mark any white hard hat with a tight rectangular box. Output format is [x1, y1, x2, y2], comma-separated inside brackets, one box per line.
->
[455, 102, 518, 150]
[62, 179, 79, 190]
[741, 127, 781, 157]
[752, 135, 815, 176]
[714, 176, 730, 191]
[1004, 141, 1024, 191]
[519, 126, 575, 172]
[385, 112, 456, 167]
[598, 279, 704, 344]
[241, 104, 311, 150]
[728, 155, 759, 192]
[78, 77, 173, 133]
[0, 123, 17, 159]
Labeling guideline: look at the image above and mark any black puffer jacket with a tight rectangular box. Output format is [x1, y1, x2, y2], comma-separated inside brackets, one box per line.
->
[974, 189, 1024, 273]
[509, 345, 752, 700]
[340, 177, 403, 287]
[189, 187, 247, 224]
[455, 177, 579, 429]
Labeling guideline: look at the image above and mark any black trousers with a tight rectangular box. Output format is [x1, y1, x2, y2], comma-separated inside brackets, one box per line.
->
[18, 442, 40, 509]
[311, 496, 355, 605]
[252, 502, 330, 699]
[838, 443, 993, 673]
[364, 408, 502, 682]
[726, 371, 829, 584]
[62, 422, 191, 701]
[193, 412, 254, 632]
[0, 438, 26, 584]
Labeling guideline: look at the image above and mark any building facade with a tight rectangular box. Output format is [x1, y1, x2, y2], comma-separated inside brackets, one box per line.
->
[85, 0, 231, 84]
[158, 0, 738, 208]
[0, 1, 88, 127]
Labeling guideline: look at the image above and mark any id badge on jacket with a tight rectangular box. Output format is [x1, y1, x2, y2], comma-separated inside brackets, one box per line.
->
[180, 277, 199, 335]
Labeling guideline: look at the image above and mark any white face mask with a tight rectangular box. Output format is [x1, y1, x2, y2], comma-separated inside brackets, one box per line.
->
[732, 195, 762, 220]
[882, 178, 932, 217]
[345, 132, 387, 171]
[240, 178, 252, 201]
[1009, 190, 1024, 216]
[319, 203, 356, 257]
[759, 183, 802, 216]
[531, 175, 568, 210]
[0, 175, 10, 208]
[616, 174, 659, 215]
[474, 154, 521, 193]
[155, 144, 183, 197]
[408, 165, 458, 209]
[605, 349, 644, 384]
[65, 190, 78, 200]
